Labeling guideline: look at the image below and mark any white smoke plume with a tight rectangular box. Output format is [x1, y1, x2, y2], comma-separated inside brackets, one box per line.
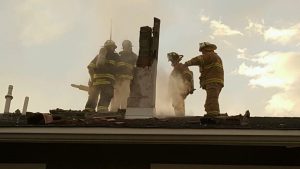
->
[155, 65, 191, 117]
[155, 68, 174, 117]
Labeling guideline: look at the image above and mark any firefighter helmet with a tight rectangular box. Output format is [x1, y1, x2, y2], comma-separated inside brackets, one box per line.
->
[167, 52, 183, 62]
[104, 40, 117, 48]
[122, 40, 133, 48]
[199, 42, 217, 52]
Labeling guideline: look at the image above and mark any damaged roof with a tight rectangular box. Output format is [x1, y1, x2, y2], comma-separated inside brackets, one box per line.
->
[47, 116, 300, 129]
[1, 110, 300, 146]
[1, 111, 300, 129]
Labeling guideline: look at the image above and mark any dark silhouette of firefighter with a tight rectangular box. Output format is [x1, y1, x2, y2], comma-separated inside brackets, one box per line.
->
[84, 40, 120, 115]
[168, 52, 194, 116]
[184, 42, 224, 117]
[110, 40, 137, 113]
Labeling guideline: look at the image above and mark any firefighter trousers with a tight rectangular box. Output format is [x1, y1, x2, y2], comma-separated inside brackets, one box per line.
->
[110, 79, 131, 112]
[171, 93, 185, 117]
[204, 83, 223, 115]
[85, 84, 114, 112]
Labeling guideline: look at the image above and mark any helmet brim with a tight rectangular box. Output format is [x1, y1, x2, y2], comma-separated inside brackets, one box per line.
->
[200, 44, 217, 51]
[103, 44, 117, 48]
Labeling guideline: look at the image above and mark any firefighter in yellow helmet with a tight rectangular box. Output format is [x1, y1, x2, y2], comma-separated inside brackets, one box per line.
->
[84, 40, 120, 116]
[184, 42, 224, 117]
[110, 40, 137, 113]
[168, 52, 194, 116]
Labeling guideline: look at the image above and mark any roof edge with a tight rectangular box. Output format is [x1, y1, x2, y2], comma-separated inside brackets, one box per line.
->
[0, 127, 300, 147]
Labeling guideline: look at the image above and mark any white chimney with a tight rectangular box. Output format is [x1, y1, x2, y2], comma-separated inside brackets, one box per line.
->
[4, 85, 13, 113]
[22, 96, 29, 114]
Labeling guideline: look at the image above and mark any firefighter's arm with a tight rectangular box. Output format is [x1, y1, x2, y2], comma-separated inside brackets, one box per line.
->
[87, 68, 95, 87]
[183, 69, 195, 94]
[114, 53, 121, 75]
[96, 48, 107, 67]
[184, 55, 204, 67]
[87, 63, 95, 76]
[87, 56, 97, 85]
[87, 55, 97, 70]
[88, 69, 94, 81]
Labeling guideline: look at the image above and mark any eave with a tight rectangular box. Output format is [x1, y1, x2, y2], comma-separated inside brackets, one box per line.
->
[0, 127, 299, 147]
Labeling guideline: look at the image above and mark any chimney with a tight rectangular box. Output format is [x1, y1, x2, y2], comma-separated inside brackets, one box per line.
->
[4, 85, 13, 113]
[126, 18, 160, 119]
[22, 96, 29, 114]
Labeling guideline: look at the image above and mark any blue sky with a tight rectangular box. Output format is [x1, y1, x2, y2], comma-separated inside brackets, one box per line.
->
[1, 0, 300, 117]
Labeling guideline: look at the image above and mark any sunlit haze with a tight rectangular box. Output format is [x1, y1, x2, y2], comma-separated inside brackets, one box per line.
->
[1, 0, 300, 117]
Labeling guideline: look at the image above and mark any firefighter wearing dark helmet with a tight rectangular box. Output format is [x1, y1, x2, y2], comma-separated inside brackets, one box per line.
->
[84, 40, 120, 115]
[168, 52, 194, 116]
[184, 42, 224, 117]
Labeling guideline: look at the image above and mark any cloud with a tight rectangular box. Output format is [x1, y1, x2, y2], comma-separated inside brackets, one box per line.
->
[238, 51, 299, 89]
[237, 48, 247, 53]
[15, 0, 79, 46]
[265, 92, 295, 116]
[237, 50, 300, 116]
[210, 20, 244, 36]
[245, 20, 300, 45]
[199, 14, 243, 37]
[237, 48, 250, 60]
[245, 19, 265, 35]
[264, 24, 300, 44]
[238, 62, 270, 77]
[200, 15, 210, 22]
[264, 81, 300, 117]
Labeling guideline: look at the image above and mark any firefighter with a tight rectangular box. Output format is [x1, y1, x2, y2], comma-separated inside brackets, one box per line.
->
[110, 40, 137, 113]
[184, 42, 224, 117]
[168, 52, 194, 117]
[84, 40, 120, 115]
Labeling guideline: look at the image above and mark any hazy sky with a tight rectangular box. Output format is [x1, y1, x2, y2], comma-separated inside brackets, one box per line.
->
[1, 0, 300, 117]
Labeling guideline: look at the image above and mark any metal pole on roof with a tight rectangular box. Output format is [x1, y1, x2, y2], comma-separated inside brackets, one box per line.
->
[110, 19, 112, 40]
[22, 96, 29, 114]
[4, 85, 13, 113]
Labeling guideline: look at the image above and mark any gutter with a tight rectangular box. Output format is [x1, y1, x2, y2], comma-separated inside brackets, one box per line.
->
[0, 127, 299, 147]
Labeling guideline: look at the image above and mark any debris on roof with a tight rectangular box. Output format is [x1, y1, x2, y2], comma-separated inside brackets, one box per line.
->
[1, 109, 300, 129]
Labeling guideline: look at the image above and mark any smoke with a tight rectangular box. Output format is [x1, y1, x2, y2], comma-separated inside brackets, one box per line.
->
[155, 65, 190, 117]
[155, 68, 174, 117]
